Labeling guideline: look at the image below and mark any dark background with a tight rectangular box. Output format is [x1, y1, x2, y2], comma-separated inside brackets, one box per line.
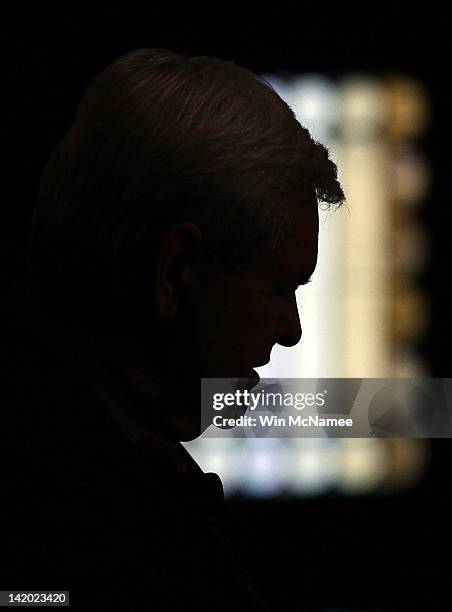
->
[1, 3, 451, 610]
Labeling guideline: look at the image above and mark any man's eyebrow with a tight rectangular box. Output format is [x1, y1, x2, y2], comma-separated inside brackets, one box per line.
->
[291, 274, 313, 288]
[296, 273, 313, 287]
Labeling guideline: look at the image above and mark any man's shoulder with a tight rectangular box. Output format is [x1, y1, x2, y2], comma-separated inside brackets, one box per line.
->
[0, 313, 195, 585]
[1, 284, 186, 518]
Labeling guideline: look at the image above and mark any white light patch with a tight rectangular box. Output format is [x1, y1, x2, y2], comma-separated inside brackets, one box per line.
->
[335, 438, 387, 495]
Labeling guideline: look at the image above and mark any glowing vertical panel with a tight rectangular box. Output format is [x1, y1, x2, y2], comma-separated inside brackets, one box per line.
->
[338, 76, 392, 376]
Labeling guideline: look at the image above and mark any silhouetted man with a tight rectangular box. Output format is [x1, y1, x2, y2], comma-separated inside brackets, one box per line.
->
[1, 48, 344, 610]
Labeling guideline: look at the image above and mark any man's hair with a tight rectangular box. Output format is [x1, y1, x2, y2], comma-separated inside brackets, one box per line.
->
[27, 48, 345, 333]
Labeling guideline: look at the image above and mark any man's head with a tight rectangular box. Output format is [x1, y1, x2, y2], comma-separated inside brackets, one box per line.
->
[27, 48, 344, 438]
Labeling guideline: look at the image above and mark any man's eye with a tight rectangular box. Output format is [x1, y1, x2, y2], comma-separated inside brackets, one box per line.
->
[274, 279, 311, 295]
[274, 286, 297, 296]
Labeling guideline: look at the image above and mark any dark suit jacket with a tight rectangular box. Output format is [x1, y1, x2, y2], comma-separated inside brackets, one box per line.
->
[1, 283, 270, 610]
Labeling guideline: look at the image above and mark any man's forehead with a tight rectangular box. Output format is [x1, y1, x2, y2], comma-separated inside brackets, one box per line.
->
[274, 205, 319, 277]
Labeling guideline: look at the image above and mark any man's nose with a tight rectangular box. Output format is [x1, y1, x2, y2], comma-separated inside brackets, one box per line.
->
[275, 293, 302, 348]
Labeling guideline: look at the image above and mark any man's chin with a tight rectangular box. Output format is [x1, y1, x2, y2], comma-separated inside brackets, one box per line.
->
[243, 368, 260, 384]
[249, 368, 261, 384]
[233, 370, 260, 391]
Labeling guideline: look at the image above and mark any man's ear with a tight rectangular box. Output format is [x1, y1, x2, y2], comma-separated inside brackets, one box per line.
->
[154, 223, 203, 320]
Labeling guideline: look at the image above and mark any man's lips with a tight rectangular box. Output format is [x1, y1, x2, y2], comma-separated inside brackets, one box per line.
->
[254, 356, 270, 368]
[249, 356, 271, 382]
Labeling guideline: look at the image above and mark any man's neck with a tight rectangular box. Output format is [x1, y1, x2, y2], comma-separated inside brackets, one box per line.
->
[86, 335, 201, 442]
